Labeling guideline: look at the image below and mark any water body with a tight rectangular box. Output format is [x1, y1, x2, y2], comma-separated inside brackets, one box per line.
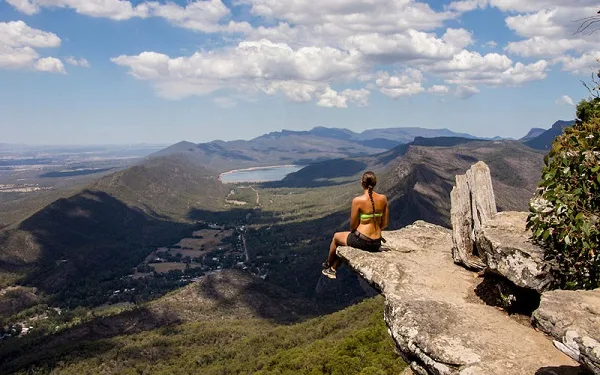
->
[220, 165, 304, 183]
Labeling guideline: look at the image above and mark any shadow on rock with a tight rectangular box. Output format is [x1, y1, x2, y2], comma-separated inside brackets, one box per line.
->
[535, 365, 591, 375]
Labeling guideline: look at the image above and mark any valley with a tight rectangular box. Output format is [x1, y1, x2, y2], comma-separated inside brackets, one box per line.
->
[0, 125, 558, 374]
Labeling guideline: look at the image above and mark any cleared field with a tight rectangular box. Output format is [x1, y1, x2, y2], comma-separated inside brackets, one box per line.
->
[150, 262, 202, 273]
[181, 229, 233, 249]
[172, 249, 213, 258]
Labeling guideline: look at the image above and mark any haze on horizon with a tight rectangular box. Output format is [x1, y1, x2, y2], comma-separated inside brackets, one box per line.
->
[1, 0, 598, 145]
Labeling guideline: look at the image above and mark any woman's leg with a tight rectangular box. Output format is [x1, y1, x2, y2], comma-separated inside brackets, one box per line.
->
[328, 231, 349, 270]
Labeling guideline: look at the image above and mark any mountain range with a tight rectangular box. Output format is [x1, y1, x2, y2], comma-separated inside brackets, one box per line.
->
[522, 120, 576, 150]
[153, 126, 486, 172]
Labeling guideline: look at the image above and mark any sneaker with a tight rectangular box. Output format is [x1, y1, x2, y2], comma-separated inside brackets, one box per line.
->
[321, 267, 337, 279]
[321, 260, 330, 269]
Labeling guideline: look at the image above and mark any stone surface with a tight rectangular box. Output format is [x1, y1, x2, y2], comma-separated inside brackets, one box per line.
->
[451, 162, 497, 270]
[337, 221, 579, 375]
[476, 211, 553, 292]
[533, 289, 600, 375]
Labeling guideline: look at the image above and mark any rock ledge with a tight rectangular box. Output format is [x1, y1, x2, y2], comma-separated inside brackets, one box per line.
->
[337, 221, 579, 375]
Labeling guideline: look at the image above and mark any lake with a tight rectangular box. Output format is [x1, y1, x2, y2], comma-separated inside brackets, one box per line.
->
[219, 165, 304, 183]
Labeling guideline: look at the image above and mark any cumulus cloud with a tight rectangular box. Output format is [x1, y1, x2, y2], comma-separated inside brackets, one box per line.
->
[555, 52, 600, 75]
[555, 95, 575, 106]
[34, 56, 66, 73]
[111, 40, 371, 107]
[490, 1, 600, 74]
[423, 50, 548, 87]
[6, 0, 149, 20]
[375, 69, 425, 98]
[34, 0, 553, 104]
[6, 0, 250, 32]
[0, 20, 64, 73]
[447, 0, 488, 13]
[65, 56, 90, 67]
[455, 85, 480, 99]
[428, 85, 450, 94]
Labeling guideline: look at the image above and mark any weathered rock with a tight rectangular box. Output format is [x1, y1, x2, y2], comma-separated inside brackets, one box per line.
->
[451, 162, 497, 270]
[337, 221, 579, 375]
[476, 211, 553, 292]
[533, 289, 600, 374]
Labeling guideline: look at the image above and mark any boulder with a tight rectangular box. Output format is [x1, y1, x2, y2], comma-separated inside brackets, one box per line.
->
[451, 161, 497, 270]
[476, 211, 553, 292]
[337, 221, 579, 374]
[533, 289, 600, 375]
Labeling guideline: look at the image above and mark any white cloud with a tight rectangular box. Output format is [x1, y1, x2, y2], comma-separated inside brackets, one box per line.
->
[555, 95, 575, 106]
[7, 0, 150, 20]
[315, 87, 370, 108]
[38, 0, 555, 104]
[492, 2, 600, 75]
[65, 56, 90, 67]
[34, 56, 66, 73]
[0, 20, 64, 73]
[345, 29, 468, 65]
[0, 20, 60, 48]
[428, 85, 450, 94]
[447, 0, 488, 13]
[555, 52, 600, 75]
[483, 41, 497, 48]
[375, 69, 425, 98]
[423, 50, 548, 86]
[241, 0, 454, 34]
[111, 40, 370, 107]
[6, 0, 250, 32]
[5, 0, 39, 15]
[455, 85, 480, 99]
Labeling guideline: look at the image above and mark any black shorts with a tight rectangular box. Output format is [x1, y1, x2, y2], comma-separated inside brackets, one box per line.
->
[347, 230, 382, 252]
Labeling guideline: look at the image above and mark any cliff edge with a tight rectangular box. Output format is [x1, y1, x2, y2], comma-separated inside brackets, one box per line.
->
[337, 221, 579, 374]
[335, 161, 599, 375]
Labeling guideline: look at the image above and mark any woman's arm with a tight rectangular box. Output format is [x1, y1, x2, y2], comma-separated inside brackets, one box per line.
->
[349, 197, 360, 231]
[382, 197, 389, 229]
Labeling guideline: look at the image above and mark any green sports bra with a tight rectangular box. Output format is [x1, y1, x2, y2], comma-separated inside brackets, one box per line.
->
[360, 212, 383, 220]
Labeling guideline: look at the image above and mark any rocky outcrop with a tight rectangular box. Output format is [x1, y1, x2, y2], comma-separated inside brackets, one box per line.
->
[533, 289, 600, 375]
[450, 162, 497, 270]
[476, 211, 553, 292]
[337, 221, 579, 375]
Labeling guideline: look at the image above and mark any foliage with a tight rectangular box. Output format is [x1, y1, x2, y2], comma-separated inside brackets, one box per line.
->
[527, 75, 600, 290]
[4, 296, 405, 375]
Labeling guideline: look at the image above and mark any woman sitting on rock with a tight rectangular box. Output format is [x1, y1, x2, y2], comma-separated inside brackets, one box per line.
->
[322, 171, 389, 279]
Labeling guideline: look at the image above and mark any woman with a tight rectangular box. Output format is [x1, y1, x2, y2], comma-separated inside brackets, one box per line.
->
[322, 171, 389, 279]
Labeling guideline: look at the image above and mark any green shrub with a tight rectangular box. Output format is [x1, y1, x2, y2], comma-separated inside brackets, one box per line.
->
[526, 91, 600, 290]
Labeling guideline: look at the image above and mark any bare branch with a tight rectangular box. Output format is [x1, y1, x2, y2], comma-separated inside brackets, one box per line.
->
[573, 10, 600, 35]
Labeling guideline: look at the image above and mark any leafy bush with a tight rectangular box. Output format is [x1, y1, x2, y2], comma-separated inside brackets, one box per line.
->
[527, 84, 600, 290]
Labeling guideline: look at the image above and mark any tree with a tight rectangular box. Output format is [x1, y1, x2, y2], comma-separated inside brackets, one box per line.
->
[575, 9, 600, 35]
[526, 69, 600, 290]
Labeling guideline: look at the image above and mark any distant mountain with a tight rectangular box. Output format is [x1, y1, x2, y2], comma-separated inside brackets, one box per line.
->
[378, 140, 546, 228]
[358, 127, 477, 143]
[520, 128, 547, 142]
[152, 133, 389, 172]
[277, 138, 546, 228]
[152, 126, 482, 172]
[524, 120, 575, 150]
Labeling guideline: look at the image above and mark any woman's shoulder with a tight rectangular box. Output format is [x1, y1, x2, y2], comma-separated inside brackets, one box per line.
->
[374, 191, 388, 201]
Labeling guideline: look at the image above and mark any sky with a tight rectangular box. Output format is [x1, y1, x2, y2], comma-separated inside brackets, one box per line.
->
[1, 0, 599, 145]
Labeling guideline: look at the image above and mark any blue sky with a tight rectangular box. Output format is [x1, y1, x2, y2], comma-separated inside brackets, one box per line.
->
[1, 0, 599, 145]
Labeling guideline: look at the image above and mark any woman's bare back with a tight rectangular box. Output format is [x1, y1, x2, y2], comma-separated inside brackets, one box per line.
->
[353, 191, 388, 239]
